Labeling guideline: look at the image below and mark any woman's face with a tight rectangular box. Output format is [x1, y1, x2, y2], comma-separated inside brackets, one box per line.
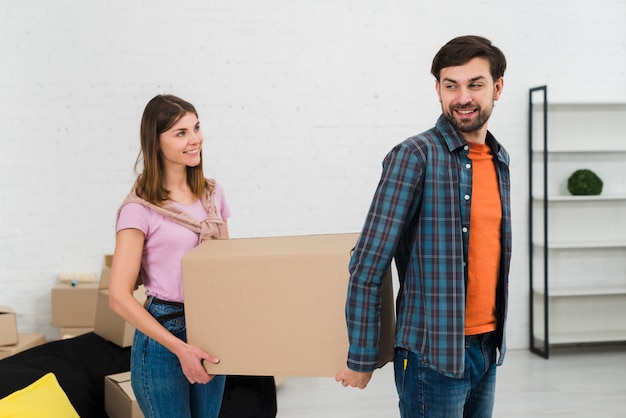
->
[159, 112, 203, 169]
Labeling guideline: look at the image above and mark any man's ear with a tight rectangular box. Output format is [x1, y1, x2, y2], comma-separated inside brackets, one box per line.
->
[493, 77, 504, 101]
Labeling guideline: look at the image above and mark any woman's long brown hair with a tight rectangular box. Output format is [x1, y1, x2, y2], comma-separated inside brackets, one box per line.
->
[133, 95, 209, 205]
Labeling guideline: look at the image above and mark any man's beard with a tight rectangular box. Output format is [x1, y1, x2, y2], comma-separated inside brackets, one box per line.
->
[444, 104, 493, 133]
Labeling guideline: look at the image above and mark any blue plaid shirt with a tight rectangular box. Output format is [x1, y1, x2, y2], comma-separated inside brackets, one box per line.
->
[346, 115, 512, 378]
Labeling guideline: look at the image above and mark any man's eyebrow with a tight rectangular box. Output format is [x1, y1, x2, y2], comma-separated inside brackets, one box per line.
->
[469, 75, 487, 83]
[442, 75, 487, 84]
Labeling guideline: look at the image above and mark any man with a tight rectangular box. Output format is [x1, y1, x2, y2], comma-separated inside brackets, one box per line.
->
[335, 35, 511, 418]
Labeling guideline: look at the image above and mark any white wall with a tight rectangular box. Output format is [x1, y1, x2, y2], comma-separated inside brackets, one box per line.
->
[1, 0, 625, 344]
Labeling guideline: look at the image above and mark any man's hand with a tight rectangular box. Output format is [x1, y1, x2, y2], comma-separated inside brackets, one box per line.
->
[335, 366, 373, 389]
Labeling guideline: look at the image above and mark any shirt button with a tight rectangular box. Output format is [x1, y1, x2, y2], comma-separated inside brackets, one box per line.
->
[464, 194, 470, 200]
[466, 163, 471, 169]
[462, 227, 468, 233]
[464, 145, 469, 151]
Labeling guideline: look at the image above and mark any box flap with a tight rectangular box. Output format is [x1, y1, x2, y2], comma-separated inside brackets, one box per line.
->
[183, 233, 360, 260]
[106, 371, 131, 384]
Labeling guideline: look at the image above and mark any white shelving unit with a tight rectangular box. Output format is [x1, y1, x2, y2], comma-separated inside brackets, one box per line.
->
[528, 86, 626, 358]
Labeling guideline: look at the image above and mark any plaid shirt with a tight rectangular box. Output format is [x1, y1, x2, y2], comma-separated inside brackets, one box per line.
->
[346, 115, 512, 378]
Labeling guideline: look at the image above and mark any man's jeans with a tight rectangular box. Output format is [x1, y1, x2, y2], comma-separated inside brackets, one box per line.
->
[131, 297, 226, 418]
[394, 333, 497, 418]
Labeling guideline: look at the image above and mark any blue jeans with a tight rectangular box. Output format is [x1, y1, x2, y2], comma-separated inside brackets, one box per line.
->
[131, 297, 226, 418]
[394, 333, 497, 418]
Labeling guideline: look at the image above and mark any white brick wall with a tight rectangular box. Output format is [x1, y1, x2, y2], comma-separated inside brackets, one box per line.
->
[1, 1, 624, 344]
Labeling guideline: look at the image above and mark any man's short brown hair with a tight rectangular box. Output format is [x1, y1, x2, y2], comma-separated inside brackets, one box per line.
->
[431, 35, 506, 82]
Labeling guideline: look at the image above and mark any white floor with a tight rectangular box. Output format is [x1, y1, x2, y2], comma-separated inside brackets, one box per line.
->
[275, 345, 626, 417]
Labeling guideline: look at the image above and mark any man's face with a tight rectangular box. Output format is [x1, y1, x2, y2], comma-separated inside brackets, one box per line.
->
[436, 57, 503, 142]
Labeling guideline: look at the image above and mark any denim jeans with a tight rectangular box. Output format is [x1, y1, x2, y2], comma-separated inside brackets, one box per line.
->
[394, 333, 497, 418]
[131, 297, 226, 418]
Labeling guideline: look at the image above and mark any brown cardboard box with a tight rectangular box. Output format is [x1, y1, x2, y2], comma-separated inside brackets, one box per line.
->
[100, 266, 111, 289]
[51, 283, 99, 327]
[0, 307, 18, 346]
[104, 372, 143, 418]
[104, 254, 114, 268]
[94, 287, 146, 347]
[0, 333, 46, 360]
[182, 233, 395, 377]
[59, 327, 94, 339]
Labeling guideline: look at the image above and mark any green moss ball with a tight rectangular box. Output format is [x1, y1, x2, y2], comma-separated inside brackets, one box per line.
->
[567, 169, 603, 196]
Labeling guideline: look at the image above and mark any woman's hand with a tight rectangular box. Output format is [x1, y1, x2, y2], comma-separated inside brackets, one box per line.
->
[176, 342, 221, 384]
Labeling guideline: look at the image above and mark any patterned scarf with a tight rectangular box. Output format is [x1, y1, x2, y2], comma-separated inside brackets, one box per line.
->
[116, 179, 226, 287]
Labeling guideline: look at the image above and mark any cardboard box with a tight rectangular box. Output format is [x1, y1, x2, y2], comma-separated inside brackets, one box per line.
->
[104, 254, 114, 268]
[0, 307, 18, 346]
[51, 283, 99, 327]
[100, 266, 111, 289]
[105, 372, 144, 418]
[182, 233, 395, 377]
[59, 327, 94, 339]
[94, 287, 146, 347]
[0, 333, 46, 360]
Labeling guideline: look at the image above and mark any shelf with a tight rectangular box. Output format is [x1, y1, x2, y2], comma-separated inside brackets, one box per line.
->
[532, 102, 626, 109]
[541, 330, 626, 345]
[533, 286, 626, 297]
[532, 194, 626, 202]
[532, 149, 626, 154]
[528, 86, 626, 358]
[532, 240, 626, 249]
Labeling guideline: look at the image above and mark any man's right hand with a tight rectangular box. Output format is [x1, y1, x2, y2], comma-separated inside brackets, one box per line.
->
[335, 366, 373, 389]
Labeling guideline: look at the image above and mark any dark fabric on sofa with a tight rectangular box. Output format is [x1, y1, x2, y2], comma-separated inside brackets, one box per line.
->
[0, 332, 277, 417]
[0, 332, 131, 418]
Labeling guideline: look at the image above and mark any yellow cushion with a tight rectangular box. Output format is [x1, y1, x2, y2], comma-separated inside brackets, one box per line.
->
[0, 373, 80, 418]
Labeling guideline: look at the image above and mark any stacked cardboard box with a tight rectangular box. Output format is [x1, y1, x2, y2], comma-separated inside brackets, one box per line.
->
[0, 333, 47, 360]
[51, 282, 98, 338]
[94, 255, 147, 348]
[0, 307, 18, 346]
[0, 307, 46, 360]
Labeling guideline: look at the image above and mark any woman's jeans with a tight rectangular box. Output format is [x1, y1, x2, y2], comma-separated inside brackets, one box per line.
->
[131, 297, 226, 418]
[394, 333, 497, 418]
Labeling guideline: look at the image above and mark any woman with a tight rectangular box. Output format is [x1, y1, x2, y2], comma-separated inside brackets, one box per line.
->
[109, 94, 229, 418]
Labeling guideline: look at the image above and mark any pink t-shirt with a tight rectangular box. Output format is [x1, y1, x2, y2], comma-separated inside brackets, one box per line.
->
[116, 182, 230, 303]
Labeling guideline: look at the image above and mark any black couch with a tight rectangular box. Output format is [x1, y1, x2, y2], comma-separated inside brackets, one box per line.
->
[0, 332, 276, 417]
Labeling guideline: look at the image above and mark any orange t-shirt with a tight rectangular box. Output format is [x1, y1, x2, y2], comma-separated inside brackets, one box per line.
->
[465, 142, 501, 335]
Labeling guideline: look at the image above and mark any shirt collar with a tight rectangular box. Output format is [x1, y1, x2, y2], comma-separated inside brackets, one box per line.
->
[435, 114, 502, 156]
[435, 114, 467, 152]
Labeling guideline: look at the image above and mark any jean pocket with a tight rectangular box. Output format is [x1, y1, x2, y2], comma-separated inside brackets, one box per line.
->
[394, 348, 409, 397]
